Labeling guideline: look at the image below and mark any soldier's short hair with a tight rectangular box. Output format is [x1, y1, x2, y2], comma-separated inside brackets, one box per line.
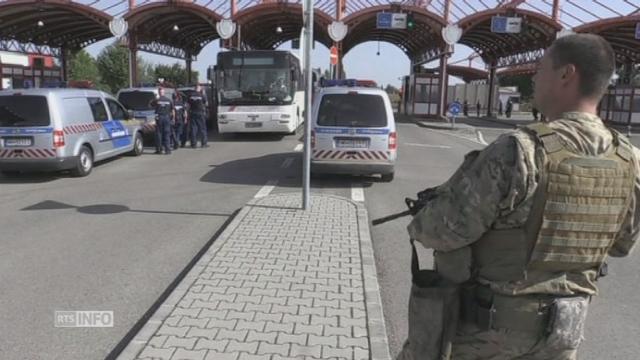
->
[548, 34, 615, 99]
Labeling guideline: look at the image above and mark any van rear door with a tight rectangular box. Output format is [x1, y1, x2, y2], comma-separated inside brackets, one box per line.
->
[0, 94, 57, 159]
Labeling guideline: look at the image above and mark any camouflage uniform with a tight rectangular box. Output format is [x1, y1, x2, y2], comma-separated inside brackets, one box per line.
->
[407, 112, 640, 359]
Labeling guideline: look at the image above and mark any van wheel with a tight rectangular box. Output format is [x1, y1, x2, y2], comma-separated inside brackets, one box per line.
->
[130, 132, 144, 156]
[381, 172, 394, 182]
[72, 146, 93, 177]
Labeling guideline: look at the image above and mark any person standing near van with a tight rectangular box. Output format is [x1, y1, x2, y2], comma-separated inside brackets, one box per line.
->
[506, 98, 513, 118]
[151, 87, 174, 155]
[188, 84, 208, 148]
[172, 93, 188, 149]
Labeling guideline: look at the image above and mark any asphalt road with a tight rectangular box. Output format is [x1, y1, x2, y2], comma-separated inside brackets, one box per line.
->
[1, 117, 639, 359]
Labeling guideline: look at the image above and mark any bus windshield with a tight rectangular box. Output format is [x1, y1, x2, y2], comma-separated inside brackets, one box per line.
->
[219, 68, 293, 106]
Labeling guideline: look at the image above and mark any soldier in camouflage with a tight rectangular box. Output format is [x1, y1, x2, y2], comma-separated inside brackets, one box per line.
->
[403, 34, 640, 359]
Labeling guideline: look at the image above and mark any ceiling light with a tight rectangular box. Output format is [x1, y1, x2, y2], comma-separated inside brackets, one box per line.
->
[37, 20, 44, 27]
[173, 24, 179, 31]
[276, 26, 283, 34]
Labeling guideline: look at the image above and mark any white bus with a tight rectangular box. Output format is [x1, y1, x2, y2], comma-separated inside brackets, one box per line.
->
[214, 50, 304, 134]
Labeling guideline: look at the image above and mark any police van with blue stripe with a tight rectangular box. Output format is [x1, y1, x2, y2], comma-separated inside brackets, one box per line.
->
[0, 88, 144, 177]
[311, 79, 397, 181]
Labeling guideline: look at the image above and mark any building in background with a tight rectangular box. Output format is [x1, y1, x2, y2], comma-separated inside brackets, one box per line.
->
[0, 51, 61, 90]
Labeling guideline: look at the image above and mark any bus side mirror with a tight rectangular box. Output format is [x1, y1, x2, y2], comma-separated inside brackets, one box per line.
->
[207, 67, 215, 81]
[291, 70, 298, 82]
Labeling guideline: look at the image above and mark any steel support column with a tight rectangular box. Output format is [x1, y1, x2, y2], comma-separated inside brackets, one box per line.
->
[60, 47, 69, 82]
[438, 53, 449, 118]
[334, 0, 345, 79]
[487, 60, 497, 117]
[186, 57, 193, 85]
[129, 34, 138, 87]
[552, 0, 561, 22]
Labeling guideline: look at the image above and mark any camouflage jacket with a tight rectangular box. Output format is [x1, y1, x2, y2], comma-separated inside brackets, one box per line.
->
[408, 112, 640, 296]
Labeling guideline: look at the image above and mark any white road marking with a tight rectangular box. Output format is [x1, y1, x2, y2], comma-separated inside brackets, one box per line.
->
[351, 183, 365, 202]
[294, 144, 303, 152]
[476, 130, 488, 145]
[281, 157, 294, 169]
[405, 143, 452, 149]
[254, 180, 278, 198]
[422, 127, 487, 146]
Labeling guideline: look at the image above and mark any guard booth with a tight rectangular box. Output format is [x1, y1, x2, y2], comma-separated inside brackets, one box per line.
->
[599, 85, 640, 125]
[400, 73, 441, 118]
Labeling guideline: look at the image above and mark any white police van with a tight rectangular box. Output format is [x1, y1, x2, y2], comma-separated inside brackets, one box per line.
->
[0, 88, 144, 177]
[311, 79, 397, 181]
[117, 87, 176, 136]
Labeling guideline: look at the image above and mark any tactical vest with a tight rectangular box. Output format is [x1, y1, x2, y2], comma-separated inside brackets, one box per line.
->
[155, 96, 173, 116]
[189, 94, 205, 114]
[472, 122, 635, 283]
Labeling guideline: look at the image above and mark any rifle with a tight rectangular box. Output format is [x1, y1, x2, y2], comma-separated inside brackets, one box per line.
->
[371, 188, 437, 226]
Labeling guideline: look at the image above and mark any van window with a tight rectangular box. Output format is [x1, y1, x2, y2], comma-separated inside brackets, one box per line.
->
[118, 91, 156, 111]
[0, 95, 50, 127]
[317, 94, 387, 127]
[62, 97, 94, 125]
[106, 99, 128, 120]
[87, 97, 109, 122]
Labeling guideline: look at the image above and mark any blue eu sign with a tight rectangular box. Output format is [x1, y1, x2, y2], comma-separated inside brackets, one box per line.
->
[377, 13, 393, 29]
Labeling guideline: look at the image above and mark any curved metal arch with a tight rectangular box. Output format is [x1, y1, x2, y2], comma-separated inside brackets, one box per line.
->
[0, 0, 111, 24]
[0, 0, 112, 48]
[125, 2, 222, 26]
[233, 2, 334, 26]
[458, 8, 561, 63]
[232, 3, 333, 50]
[342, 5, 446, 28]
[341, 5, 446, 59]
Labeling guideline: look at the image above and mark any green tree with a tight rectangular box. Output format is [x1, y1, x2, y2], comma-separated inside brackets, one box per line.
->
[499, 74, 534, 101]
[69, 50, 103, 88]
[137, 59, 156, 85]
[385, 84, 400, 94]
[154, 63, 198, 87]
[96, 44, 130, 94]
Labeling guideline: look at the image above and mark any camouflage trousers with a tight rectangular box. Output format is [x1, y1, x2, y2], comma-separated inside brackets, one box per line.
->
[449, 322, 577, 360]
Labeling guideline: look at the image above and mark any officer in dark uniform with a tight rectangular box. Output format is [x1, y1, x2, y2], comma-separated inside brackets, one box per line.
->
[172, 92, 188, 149]
[187, 84, 208, 148]
[151, 87, 174, 155]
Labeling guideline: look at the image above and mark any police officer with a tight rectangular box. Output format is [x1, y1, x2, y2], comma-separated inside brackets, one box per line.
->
[400, 34, 640, 360]
[172, 92, 188, 149]
[151, 87, 174, 155]
[187, 84, 208, 148]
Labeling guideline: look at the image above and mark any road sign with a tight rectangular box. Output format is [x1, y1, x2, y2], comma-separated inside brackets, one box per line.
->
[376, 13, 407, 29]
[491, 16, 522, 33]
[330, 46, 338, 65]
[636, 23, 640, 40]
[448, 101, 462, 116]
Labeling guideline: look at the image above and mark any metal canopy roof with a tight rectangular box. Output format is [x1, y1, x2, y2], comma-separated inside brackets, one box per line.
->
[233, 3, 333, 50]
[125, 2, 221, 57]
[0, 0, 112, 50]
[0, 0, 637, 63]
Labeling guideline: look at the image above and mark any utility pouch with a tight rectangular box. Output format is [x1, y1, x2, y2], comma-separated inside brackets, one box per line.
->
[396, 240, 460, 360]
[546, 296, 589, 350]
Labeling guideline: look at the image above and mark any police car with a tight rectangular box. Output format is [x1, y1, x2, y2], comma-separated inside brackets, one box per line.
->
[117, 87, 176, 136]
[311, 79, 397, 181]
[0, 88, 144, 177]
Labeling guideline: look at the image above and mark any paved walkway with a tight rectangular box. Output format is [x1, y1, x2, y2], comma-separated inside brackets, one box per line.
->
[117, 193, 390, 360]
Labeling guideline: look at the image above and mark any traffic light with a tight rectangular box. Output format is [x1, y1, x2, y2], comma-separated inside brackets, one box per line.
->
[407, 13, 415, 30]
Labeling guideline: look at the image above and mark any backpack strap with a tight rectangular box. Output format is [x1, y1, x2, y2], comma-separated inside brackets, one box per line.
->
[524, 123, 564, 154]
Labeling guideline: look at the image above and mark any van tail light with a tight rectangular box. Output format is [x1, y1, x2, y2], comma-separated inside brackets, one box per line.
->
[389, 132, 397, 150]
[53, 130, 65, 148]
[311, 130, 316, 148]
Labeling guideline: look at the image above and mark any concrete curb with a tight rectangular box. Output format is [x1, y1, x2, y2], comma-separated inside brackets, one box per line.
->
[115, 205, 253, 360]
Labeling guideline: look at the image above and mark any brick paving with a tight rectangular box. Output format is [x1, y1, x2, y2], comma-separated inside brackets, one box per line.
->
[117, 194, 390, 360]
